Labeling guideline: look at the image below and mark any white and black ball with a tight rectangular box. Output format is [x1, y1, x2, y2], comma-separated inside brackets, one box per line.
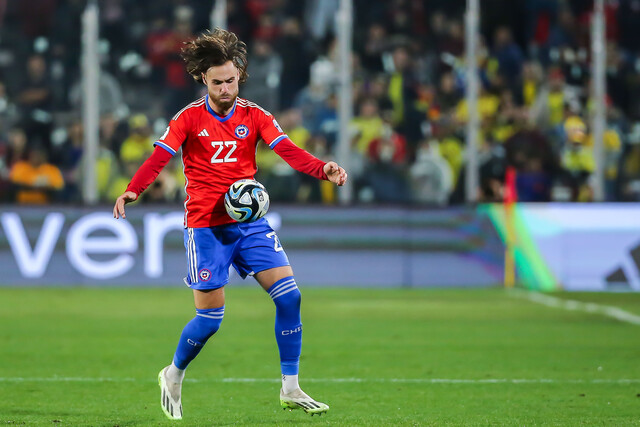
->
[224, 179, 270, 223]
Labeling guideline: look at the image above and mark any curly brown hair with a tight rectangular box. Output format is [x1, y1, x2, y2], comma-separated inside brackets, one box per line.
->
[181, 28, 249, 84]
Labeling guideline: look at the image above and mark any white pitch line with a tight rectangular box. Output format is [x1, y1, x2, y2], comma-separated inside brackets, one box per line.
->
[0, 377, 638, 384]
[510, 290, 640, 326]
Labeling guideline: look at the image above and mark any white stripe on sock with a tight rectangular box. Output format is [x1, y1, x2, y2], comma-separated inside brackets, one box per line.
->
[196, 313, 224, 319]
[269, 279, 295, 297]
[271, 284, 298, 299]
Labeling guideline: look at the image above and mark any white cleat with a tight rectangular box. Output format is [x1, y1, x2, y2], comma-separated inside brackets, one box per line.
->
[280, 388, 329, 416]
[158, 366, 183, 420]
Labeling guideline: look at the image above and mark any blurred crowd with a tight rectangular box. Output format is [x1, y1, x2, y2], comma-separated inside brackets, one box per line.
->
[2, 0, 640, 206]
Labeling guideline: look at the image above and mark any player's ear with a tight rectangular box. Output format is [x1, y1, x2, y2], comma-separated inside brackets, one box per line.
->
[201, 73, 207, 84]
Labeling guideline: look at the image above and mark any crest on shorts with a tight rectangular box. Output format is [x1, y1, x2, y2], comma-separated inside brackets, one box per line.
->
[235, 124, 249, 139]
[199, 268, 211, 281]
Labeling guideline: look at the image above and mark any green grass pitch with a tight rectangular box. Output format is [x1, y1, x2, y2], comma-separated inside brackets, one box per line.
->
[1, 287, 639, 426]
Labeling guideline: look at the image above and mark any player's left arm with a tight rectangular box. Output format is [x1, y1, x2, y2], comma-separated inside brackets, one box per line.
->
[272, 138, 347, 186]
[255, 108, 347, 185]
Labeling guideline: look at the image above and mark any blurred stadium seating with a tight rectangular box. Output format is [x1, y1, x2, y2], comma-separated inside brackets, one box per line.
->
[3, 0, 640, 205]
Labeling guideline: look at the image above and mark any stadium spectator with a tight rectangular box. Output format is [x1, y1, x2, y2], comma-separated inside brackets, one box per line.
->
[478, 138, 508, 203]
[617, 0, 640, 53]
[504, 116, 556, 202]
[2, 127, 28, 169]
[409, 139, 454, 205]
[55, 119, 84, 202]
[360, 23, 388, 74]
[253, 13, 280, 42]
[100, 0, 130, 69]
[605, 42, 635, 118]
[304, 0, 339, 41]
[119, 114, 153, 166]
[145, 16, 173, 85]
[618, 123, 640, 201]
[559, 115, 594, 201]
[99, 113, 127, 160]
[436, 71, 462, 113]
[387, 45, 423, 148]
[225, 0, 253, 43]
[529, 66, 569, 136]
[361, 125, 411, 204]
[242, 39, 283, 112]
[601, 126, 623, 201]
[367, 124, 408, 166]
[9, 144, 63, 204]
[96, 118, 121, 203]
[69, 69, 125, 117]
[492, 26, 525, 88]
[0, 127, 28, 201]
[275, 17, 311, 110]
[48, 0, 84, 108]
[159, 6, 197, 116]
[547, 6, 580, 51]
[0, 81, 18, 131]
[16, 54, 53, 154]
[517, 61, 544, 107]
[293, 52, 334, 135]
[351, 97, 384, 154]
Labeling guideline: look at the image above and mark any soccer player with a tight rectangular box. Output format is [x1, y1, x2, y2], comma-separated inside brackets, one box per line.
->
[112, 29, 347, 420]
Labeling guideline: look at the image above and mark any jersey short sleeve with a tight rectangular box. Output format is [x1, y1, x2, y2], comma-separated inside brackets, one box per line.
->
[154, 110, 190, 155]
[254, 108, 288, 150]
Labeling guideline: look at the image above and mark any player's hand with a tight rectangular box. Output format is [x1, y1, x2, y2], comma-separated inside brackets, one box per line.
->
[324, 161, 348, 186]
[113, 191, 138, 219]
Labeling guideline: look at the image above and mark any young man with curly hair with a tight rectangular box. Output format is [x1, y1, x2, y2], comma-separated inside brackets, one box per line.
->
[113, 28, 347, 420]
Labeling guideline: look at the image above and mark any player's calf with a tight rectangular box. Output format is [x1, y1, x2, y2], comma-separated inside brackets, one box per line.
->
[159, 306, 224, 420]
[268, 277, 302, 378]
[173, 306, 225, 369]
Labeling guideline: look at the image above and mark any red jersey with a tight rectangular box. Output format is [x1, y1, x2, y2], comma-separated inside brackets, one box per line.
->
[154, 96, 297, 228]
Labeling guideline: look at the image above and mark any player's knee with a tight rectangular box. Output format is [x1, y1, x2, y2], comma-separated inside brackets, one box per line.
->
[274, 287, 301, 313]
[194, 307, 224, 339]
[268, 276, 301, 310]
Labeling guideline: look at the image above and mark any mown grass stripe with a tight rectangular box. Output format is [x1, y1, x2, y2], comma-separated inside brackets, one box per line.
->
[1, 377, 638, 384]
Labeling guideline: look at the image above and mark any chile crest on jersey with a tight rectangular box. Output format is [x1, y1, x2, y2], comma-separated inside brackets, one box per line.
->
[234, 124, 249, 139]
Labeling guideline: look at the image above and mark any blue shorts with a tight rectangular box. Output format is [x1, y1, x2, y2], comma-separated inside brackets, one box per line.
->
[183, 218, 290, 290]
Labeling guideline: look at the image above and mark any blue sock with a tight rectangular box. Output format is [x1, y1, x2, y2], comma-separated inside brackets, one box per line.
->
[268, 277, 302, 376]
[173, 306, 224, 370]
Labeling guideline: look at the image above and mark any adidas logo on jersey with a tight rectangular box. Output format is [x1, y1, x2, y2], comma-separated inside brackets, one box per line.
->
[198, 129, 210, 137]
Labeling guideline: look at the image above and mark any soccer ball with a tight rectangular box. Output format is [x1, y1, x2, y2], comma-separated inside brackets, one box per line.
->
[224, 179, 270, 223]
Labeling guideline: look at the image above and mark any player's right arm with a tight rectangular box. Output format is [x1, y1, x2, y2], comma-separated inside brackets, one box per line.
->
[112, 147, 174, 218]
[113, 111, 189, 219]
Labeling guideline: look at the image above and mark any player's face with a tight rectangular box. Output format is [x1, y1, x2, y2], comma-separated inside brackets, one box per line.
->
[202, 61, 240, 114]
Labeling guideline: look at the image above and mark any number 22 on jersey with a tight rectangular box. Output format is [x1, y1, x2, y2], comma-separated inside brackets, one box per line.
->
[211, 141, 238, 163]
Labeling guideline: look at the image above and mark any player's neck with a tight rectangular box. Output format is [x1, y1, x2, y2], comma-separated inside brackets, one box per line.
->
[207, 96, 235, 117]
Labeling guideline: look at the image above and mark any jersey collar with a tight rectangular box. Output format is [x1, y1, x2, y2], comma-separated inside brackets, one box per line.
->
[205, 95, 237, 122]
